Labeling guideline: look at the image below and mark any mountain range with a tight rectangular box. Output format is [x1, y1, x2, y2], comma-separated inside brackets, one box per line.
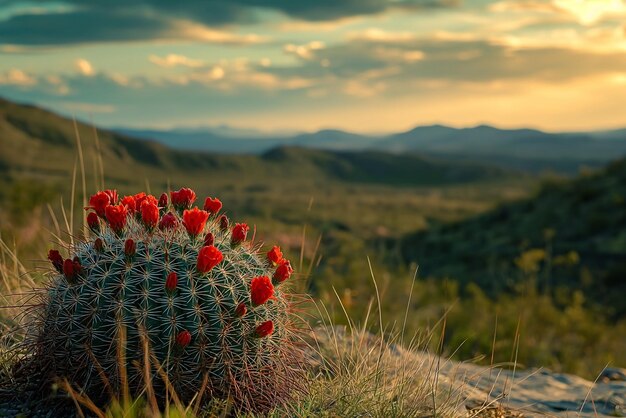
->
[118, 124, 626, 174]
[0, 97, 511, 197]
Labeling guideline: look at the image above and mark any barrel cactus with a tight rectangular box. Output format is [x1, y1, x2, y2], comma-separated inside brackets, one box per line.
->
[37, 187, 301, 412]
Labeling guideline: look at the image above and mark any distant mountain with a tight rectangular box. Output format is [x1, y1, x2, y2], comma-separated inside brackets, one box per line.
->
[589, 127, 626, 140]
[0, 97, 509, 194]
[116, 123, 626, 174]
[115, 128, 285, 153]
[382, 124, 626, 162]
[290, 129, 380, 150]
[116, 127, 379, 154]
[396, 157, 626, 319]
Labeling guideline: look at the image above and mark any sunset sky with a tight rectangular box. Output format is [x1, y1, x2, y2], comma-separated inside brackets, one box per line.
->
[1, 0, 626, 132]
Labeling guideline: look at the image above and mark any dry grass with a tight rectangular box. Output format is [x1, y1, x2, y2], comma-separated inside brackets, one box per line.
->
[0, 128, 475, 417]
[0, 228, 469, 417]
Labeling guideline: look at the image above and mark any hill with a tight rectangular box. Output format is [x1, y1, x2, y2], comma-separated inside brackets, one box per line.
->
[397, 158, 626, 318]
[0, 97, 518, 224]
[117, 122, 626, 174]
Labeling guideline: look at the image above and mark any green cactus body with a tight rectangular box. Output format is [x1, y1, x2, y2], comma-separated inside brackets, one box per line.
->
[38, 189, 299, 412]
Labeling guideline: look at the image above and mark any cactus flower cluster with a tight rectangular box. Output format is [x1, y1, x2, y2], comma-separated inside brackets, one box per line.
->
[37, 187, 299, 412]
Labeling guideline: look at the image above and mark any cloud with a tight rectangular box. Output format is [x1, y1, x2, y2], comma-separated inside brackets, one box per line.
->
[60, 101, 116, 114]
[0, 8, 263, 46]
[149, 54, 205, 68]
[0, 10, 168, 45]
[283, 41, 326, 59]
[0, 0, 459, 45]
[489, 0, 626, 25]
[0, 68, 37, 86]
[348, 28, 416, 42]
[272, 37, 626, 85]
[75, 59, 95, 76]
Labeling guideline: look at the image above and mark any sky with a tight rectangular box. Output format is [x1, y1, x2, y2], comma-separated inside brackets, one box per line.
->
[1, 0, 626, 133]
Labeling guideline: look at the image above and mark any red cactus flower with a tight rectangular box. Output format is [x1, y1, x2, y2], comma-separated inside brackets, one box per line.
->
[159, 212, 178, 230]
[218, 214, 229, 231]
[88, 191, 112, 218]
[235, 302, 247, 318]
[176, 330, 192, 347]
[124, 239, 136, 257]
[267, 246, 283, 266]
[231, 223, 249, 246]
[63, 258, 81, 282]
[141, 200, 159, 230]
[165, 272, 178, 293]
[197, 245, 223, 273]
[273, 259, 294, 284]
[170, 188, 196, 211]
[158, 193, 168, 209]
[94, 238, 104, 252]
[183, 207, 209, 238]
[254, 320, 274, 338]
[103, 189, 118, 205]
[203, 232, 215, 247]
[132, 192, 154, 210]
[203, 197, 222, 215]
[105, 204, 128, 234]
[121, 195, 137, 214]
[48, 249, 63, 273]
[87, 212, 100, 232]
[250, 275, 274, 306]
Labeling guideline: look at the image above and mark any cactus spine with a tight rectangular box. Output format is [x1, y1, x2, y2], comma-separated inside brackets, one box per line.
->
[38, 188, 299, 412]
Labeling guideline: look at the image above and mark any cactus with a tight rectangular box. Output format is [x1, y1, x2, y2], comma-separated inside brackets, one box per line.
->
[36, 188, 301, 412]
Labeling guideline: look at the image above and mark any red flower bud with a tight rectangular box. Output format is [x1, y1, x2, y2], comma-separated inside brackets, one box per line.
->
[63, 258, 81, 283]
[170, 188, 196, 211]
[203, 232, 214, 247]
[231, 223, 249, 246]
[197, 245, 223, 273]
[48, 249, 63, 273]
[235, 302, 247, 318]
[183, 207, 209, 238]
[158, 212, 178, 230]
[203, 197, 222, 216]
[141, 200, 159, 231]
[87, 211, 100, 232]
[250, 275, 274, 306]
[273, 260, 294, 284]
[87, 191, 111, 218]
[124, 239, 136, 257]
[254, 320, 274, 338]
[63, 258, 74, 278]
[219, 215, 229, 231]
[165, 272, 178, 293]
[105, 204, 128, 235]
[158, 193, 168, 209]
[267, 246, 283, 266]
[94, 238, 104, 252]
[176, 330, 192, 348]
[121, 195, 137, 214]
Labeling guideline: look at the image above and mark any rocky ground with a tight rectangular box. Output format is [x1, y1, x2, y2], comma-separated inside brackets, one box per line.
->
[454, 360, 625, 417]
[309, 326, 626, 417]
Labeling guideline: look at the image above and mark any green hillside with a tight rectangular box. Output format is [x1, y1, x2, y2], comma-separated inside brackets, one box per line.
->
[398, 159, 626, 318]
[0, 97, 510, 191]
[1, 96, 528, 244]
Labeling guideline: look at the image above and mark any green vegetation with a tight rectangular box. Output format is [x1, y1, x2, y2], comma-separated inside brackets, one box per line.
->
[1, 95, 624, 404]
[398, 158, 626, 319]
